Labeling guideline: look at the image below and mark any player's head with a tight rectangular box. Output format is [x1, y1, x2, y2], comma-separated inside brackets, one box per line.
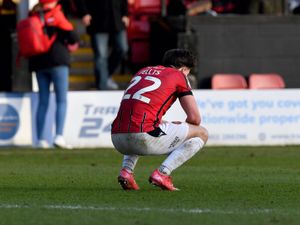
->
[162, 49, 196, 70]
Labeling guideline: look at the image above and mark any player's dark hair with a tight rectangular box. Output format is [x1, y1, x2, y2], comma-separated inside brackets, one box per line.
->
[162, 49, 196, 69]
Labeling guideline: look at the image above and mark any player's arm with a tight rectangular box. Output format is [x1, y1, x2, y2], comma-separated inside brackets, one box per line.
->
[179, 94, 201, 126]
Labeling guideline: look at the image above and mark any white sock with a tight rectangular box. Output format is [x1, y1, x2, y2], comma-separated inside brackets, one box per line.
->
[122, 155, 139, 173]
[158, 165, 171, 175]
[161, 137, 205, 174]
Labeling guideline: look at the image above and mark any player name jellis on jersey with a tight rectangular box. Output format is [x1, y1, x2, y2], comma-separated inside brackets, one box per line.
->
[138, 67, 162, 75]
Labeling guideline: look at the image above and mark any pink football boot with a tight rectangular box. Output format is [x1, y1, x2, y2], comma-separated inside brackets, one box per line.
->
[149, 169, 179, 191]
[118, 168, 140, 190]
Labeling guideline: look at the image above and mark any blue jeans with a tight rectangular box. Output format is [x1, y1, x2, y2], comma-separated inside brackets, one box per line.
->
[36, 65, 69, 140]
[91, 30, 128, 90]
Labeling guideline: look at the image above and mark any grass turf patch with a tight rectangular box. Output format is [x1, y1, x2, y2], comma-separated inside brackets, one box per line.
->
[0, 146, 299, 225]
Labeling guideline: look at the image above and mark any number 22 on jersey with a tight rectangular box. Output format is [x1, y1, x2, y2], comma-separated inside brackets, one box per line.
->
[123, 75, 161, 104]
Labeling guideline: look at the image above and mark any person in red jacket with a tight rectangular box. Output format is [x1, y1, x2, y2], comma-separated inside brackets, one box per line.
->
[111, 49, 208, 191]
[29, 0, 79, 149]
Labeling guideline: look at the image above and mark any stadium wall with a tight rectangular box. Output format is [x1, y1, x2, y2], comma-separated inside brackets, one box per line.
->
[186, 15, 300, 89]
[0, 90, 300, 147]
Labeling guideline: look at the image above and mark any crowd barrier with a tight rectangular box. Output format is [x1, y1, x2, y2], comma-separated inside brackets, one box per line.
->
[0, 90, 300, 147]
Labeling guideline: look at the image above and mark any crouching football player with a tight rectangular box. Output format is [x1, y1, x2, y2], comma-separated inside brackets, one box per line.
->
[111, 49, 208, 191]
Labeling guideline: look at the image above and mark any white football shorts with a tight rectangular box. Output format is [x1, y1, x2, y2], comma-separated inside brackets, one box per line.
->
[111, 122, 189, 155]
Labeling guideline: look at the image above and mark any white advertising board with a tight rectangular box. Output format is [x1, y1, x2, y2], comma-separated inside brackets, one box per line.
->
[65, 90, 300, 147]
[166, 89, 300, 146]
[64, 91, 121, 148]
[0, 94, 32, 146]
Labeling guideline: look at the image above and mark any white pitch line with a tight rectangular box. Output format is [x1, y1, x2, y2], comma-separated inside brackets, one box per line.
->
[0, 204, 277, 215]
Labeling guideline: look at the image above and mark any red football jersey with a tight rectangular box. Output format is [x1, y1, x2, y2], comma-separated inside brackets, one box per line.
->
[111, 66, 192, 133]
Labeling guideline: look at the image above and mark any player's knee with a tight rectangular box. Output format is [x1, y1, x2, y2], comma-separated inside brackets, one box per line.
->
[187, 124, 209, 143]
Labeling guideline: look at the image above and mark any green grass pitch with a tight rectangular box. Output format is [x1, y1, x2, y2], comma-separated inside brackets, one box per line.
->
[0, 146, 299, 225]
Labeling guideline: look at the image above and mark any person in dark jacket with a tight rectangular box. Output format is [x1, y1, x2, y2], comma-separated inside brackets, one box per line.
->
[29, 0, 79, 149]
[76, 0, 129, 90]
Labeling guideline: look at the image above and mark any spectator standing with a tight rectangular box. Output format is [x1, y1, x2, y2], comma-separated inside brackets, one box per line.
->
[76, 0, 129, 90]
[111, 49, 208, 191]
[29, 0, 79, 148]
